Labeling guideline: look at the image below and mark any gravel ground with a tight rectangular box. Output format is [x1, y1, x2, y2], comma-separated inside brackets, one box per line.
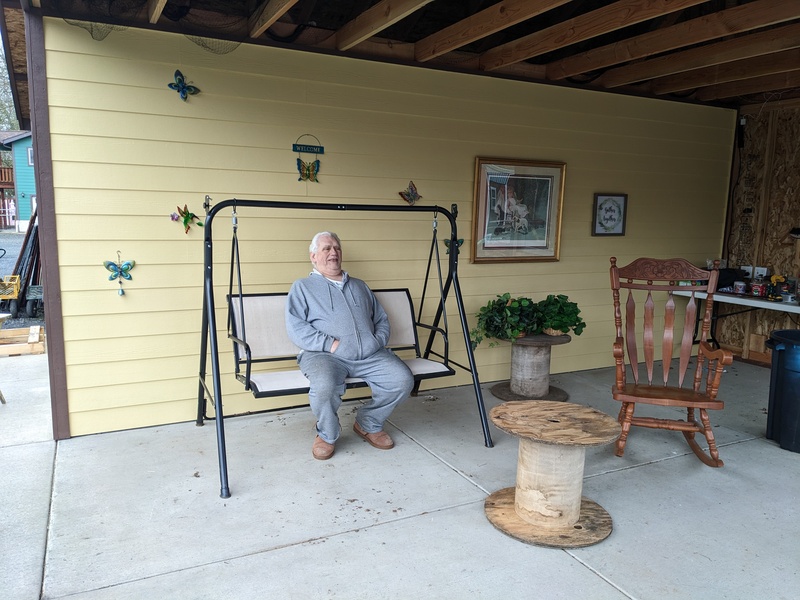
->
[0, 228, 46, 330]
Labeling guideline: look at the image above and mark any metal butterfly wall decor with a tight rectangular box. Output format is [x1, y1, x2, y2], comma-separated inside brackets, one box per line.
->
[168, 70, 200, 101]
[103, 251, 135, 296]
[294, 134, 323, 183]
[444, 238, 464, 255]
[399, 181, 421, 205]
[297, 158, 320, 182]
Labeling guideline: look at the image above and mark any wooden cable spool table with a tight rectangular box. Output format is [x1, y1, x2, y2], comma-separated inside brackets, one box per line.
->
[485, 401, 621, 548]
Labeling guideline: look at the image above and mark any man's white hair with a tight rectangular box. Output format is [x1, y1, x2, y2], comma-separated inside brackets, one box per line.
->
[309, 231, 341, 253]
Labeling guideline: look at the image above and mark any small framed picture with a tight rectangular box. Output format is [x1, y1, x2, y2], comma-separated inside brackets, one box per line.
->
[592, 193, 627, 236]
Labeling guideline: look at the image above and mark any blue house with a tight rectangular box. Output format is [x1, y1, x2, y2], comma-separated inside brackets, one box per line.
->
[0, 130, 36, 231]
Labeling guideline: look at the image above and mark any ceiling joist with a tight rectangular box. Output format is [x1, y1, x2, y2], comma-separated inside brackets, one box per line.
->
[3, 0, 799, 125]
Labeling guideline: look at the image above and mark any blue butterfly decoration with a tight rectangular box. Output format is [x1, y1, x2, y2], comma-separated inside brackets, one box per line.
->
[399, 181, 421, 205]
[444, 238, 464, 255]
[297, 158, 320, 182]
[168, 70, 200, 101]
[103, 252, 135, 296]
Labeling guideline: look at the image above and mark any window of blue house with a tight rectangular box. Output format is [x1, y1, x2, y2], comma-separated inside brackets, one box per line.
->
[27, 146, 33, 166]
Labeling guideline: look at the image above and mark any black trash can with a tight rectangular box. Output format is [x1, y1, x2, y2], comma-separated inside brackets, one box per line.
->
[766, 330, 800, 453]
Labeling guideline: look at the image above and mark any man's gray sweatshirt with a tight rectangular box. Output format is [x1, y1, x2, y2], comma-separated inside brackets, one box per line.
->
[285, 272, 390, 361]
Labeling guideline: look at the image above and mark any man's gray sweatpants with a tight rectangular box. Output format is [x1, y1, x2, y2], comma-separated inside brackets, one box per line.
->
[298, 348, 414, 443]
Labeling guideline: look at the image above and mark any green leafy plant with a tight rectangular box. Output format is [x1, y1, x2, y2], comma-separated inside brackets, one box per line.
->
[537, 294, 586, 336]
[470, 293, 586, 348]
[469, 293, 541, 349]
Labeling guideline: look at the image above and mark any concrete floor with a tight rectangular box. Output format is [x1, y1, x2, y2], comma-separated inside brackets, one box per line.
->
[2, 352, 799, 600]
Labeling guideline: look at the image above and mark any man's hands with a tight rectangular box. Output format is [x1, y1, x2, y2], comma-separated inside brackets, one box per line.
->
[331, 339, 339, 353]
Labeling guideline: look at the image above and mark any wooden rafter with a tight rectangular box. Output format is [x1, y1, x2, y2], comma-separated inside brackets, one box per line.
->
[478, 0, 708, 72]
[696, 69, 800, 101]
[546, 0, 800, 81]
[249, 0, 300, 39]
[650, 48, 800, 95]
[600, 22, 800, 88]
[415, 0, 571, 63]
[336, 0, 434, 52]
[147, 0, 167, 24]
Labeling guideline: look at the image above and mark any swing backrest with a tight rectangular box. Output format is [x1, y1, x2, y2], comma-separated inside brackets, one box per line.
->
[229, 293, 299, 359]
[374, 289, 419, 350]
[228, 289, 423, 363]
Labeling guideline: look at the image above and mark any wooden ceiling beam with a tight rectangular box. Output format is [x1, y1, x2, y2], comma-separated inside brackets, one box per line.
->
[415, 0, 571, 63]
[478, 0, 707, 71]
[600, 21, 800, 88]
[147, 0, 167, 24]
[650, 48, 800, 95]
[336, 0, 434, 51]
[546, 0, 800, 81]
[249, 0, 299, 39]
[696, 69, 800, 101]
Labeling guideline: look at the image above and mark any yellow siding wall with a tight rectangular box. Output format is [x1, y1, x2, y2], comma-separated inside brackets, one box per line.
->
[43, 20, 735, 435]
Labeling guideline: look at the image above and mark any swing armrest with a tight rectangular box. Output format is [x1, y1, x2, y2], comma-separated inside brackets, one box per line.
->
[228, 333, 251, 356]
[228, 333, 254, 390]
[415, 321, 446, 336]
[414, 321, 449, 362]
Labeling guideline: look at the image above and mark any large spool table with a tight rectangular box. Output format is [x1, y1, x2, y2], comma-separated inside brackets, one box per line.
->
[485, 401, 621, 548]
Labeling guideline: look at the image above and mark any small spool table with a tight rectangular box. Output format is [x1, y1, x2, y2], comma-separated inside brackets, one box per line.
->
[491, 334, 571, 402]
[485, 400, 621, 548]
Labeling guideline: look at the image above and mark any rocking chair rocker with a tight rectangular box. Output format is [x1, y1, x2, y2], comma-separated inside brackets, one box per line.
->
[609, 257, 733, 467]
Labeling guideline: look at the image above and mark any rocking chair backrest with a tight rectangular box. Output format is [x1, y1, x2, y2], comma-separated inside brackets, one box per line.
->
[610, 257, 719, 389]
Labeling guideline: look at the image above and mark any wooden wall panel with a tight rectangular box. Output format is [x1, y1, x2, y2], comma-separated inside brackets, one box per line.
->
[42, 19, 735, 435]
[720, 105, 800, 360]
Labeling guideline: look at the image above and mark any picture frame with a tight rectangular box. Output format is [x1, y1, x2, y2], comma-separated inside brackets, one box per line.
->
[592, 193, 627, 236]
[471, 157, 566, 263]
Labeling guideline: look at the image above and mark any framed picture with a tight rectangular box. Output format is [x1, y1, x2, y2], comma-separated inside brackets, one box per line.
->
[471, 157, 566, 263]
[592, 193, 628, 236]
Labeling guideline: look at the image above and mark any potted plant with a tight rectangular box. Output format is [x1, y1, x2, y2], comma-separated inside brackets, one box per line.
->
[470, 293, 540, 349]
[537, 294, 586, 336]
[470, 293, 586, 348]
[470, 292, 586, 401]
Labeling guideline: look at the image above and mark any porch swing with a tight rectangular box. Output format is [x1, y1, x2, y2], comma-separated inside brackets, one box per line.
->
[197, 197, 494, 498]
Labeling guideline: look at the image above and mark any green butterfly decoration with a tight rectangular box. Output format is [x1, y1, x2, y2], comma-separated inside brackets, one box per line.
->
[444, 238, 464, 254]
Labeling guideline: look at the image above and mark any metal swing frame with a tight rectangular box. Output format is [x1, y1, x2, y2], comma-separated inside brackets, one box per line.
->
[197, 197, 493, 498]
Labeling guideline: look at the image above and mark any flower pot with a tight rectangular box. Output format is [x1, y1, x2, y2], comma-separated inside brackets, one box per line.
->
[542, 327, 562, 336]
[491, 334, 572, 402]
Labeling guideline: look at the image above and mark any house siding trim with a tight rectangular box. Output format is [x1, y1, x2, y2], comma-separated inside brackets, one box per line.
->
[26, 10, 70, 440]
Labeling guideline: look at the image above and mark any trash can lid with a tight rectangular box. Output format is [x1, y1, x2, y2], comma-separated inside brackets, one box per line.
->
[770, 330, 800, 348]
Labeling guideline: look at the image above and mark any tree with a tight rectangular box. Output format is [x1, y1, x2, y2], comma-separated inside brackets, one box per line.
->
[0, 37, 18, 168]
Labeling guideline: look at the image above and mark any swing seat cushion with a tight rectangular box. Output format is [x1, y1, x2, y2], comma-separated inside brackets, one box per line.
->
[229, 289, 456, 399]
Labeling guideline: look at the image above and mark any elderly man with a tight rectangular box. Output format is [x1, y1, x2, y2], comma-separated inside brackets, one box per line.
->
[286, 232, 414, 460]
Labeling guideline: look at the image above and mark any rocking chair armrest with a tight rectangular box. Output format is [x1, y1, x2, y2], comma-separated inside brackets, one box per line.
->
[613, 337, 626, 387]
[697, 341, 733, 400]
[699, 341, 733, 366]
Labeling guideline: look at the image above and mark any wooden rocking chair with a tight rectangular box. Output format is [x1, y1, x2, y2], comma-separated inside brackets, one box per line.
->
[609, 257, 733, 467]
